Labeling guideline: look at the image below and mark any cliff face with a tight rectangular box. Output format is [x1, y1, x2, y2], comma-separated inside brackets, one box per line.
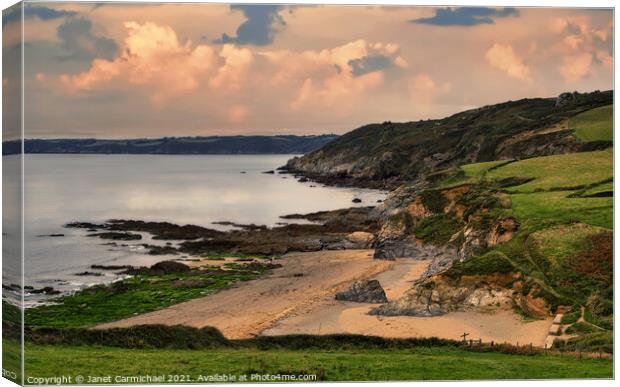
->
[283, 91, 612, 189]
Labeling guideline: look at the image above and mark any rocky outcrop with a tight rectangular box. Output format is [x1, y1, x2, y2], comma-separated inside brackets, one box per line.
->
[335, 280, 388, 303]
[370, 274, 514, 316]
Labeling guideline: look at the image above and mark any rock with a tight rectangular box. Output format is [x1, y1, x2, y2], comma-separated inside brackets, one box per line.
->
[555, 91, 578, 107]
[149, 260, 190, 275]
[87, 232, 142, 241]
[298, 177, 309, 183]
[74, 271, 103, 277]
[345, 231, 375, 249]
[371, 273, 514, 317]
[90, 264, 134, 271]
[30, 286, 61, 295]
[38, 234, 65, 237]
[336, 280, 388, 303]
[352, 198, 362, 203]
[262, 170, 275, 174]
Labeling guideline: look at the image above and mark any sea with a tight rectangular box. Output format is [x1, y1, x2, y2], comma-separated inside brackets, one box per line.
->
[2, 154, 386, 306]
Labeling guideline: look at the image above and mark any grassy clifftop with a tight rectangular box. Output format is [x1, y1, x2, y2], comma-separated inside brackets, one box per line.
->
[284, 90, 612, 188]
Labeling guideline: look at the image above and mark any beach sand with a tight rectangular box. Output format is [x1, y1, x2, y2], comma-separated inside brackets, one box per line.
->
[97, 250, 553, 346]
[264, 258, 553, 346]
[95, 249, 391, 338]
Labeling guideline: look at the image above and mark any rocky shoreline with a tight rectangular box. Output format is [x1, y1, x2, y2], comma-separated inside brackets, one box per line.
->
[66, 206, 380, 257]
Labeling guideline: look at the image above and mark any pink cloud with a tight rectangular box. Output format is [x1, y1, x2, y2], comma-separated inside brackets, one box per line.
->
[61, 21, 217, 102]
[485, 43, 531, 82]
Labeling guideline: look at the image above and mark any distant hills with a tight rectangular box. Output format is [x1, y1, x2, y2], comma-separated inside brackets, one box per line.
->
[2, 135, 338, 155]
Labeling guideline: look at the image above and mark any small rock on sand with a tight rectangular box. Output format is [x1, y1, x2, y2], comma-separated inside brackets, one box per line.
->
[335, 279, 388, 303]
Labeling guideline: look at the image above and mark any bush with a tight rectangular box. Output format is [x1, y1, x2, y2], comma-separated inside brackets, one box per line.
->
[414, 214, 461, 245]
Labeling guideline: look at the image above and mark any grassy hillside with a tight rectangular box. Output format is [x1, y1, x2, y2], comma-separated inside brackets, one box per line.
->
[8, 341, 611, 381]
[414, 146, 613, 352]
[285, 90, 612, 187]
[444, 149, 612, 228]
[571, 105, 613, 142]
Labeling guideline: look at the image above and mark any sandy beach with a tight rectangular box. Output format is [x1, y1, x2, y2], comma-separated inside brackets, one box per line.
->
[97, 249, 553, 346]
[95, 250, 391, 338]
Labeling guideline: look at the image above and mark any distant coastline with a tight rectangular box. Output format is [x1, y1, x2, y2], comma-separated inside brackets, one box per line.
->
[1, 135, 338, 155]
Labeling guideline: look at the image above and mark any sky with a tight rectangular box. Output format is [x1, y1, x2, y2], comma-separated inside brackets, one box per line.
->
[1, 3, 614, 139]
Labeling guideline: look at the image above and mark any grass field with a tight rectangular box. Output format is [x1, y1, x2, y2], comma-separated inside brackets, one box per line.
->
[570, 105, 613, 142]
[484, 149, 612, 193]
[8, 341, 611, 382]
[441, 149, 613, 229]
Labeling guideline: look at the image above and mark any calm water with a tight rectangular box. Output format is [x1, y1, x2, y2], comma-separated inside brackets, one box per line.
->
[4, 154, 386, 304]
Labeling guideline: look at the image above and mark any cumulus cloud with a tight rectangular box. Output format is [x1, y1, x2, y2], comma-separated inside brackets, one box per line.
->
[411, 7, 518, 27]
[217, 5, 285, 46]
[57, 21, 404, 112]
[209, 44, 253, 89]
[409, 73, 451, 114]
[485, 43, 531, 82]
[261, 39, 406, 110]
[57, 18, 118, 61]
[61, 21, 217, 102]
[552, 17, 613, 83]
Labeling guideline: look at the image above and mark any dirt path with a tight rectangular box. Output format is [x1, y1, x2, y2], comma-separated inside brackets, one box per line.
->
[95, 250, 391, 338]
[264, 259, 554, 347]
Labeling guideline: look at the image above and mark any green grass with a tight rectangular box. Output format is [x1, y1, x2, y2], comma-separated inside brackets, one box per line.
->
[13, 342, 612, 382]
[485, 149, 612, 193]
[570, 105, 613, 142]
[510, 191, 612, 229]
[25, 265, 273, 328]
[528, 224, 607, 272]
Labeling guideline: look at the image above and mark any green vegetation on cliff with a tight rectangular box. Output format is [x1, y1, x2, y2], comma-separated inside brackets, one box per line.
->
[430, 146, 613, 351]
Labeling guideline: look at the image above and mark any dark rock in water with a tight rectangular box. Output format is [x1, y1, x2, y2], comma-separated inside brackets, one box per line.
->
[240, 171, 246, 174]
[90, 264, 133, 271]
[143, 244, 179, 255]
[38, 233, 65, 237]
[298, 177, 309, 183]
[87, 232, 142, 241]
[87, 229, 98, 232]
[352, 198, 362, 203]
[262, 170, 275, 174]
[376, 199, 383, 203]
[2, 283, 22, 292]
[75, 271, 103, 277]
[30, 286, 60, 295]
[149, 260, 190, 275]
[65, 222, 103, 229]
[335, 280, 388, 303]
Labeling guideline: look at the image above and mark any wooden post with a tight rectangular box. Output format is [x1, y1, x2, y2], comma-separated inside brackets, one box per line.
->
[460, 332, 469, 342]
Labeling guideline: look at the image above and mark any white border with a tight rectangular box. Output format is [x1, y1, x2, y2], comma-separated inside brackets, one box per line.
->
[0, 1, 617, 387]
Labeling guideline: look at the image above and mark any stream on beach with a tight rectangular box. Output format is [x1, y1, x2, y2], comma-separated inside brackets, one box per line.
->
[2, 154, 386, 306]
